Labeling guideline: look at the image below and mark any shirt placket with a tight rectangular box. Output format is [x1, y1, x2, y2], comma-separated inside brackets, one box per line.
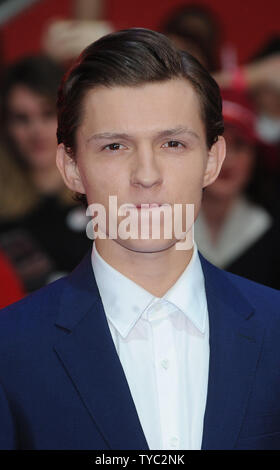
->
[149, 302, 181, 450]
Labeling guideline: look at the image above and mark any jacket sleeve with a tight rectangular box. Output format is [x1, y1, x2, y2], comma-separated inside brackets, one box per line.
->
[0, 381, 17, 449]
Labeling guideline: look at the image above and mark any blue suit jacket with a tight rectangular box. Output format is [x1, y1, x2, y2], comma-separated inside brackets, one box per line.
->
[0, 249, 280, 450]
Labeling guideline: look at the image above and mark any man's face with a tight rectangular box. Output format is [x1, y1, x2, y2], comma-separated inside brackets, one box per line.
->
[58, 78, 225, 253]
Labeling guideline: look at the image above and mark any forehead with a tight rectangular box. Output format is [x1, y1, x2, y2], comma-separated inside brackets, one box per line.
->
[79, 78, 205, 140]
[8, 85, 50, 111]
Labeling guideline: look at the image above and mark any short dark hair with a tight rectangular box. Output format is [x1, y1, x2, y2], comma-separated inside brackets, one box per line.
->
[57, 28, 223, 153]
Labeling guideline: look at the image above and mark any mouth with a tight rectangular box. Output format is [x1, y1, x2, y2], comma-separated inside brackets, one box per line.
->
[126, 203, 169, 210]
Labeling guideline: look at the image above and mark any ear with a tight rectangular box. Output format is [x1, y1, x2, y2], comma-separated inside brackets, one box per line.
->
[203, 135, 226, 188]
[56, 143, 86, 194]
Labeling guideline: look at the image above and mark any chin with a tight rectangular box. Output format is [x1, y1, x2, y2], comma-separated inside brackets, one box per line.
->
[207, 184, 238, 199]
[115, 237, 178, 254]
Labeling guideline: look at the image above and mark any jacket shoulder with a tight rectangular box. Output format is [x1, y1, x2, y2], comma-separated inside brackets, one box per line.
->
[0, 276, 67, 343]
[221, 268, 280, 332]
[199, 252, 280, 322]
[224, 269, 280, 308]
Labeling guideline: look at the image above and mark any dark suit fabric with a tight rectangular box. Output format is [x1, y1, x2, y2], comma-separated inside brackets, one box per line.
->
[0, 249, 280, 450]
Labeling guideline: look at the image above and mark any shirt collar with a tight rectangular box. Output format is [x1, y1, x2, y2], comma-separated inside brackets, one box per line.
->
[162, 243, 208, 333]
[91, 242, 207, 338]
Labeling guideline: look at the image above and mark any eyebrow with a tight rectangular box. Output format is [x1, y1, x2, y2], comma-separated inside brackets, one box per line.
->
[87, 126, 200, 143]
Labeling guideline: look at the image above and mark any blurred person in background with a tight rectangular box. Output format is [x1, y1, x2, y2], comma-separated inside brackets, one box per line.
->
[42, 18, 113, 66]
[161, 3, 222, 72]
[0, 31, 25, 307]
[248, 37, 280, 201]
[161, 6, 280, 255]
[195, 87, 280, 289]
[161, 3, 280, 109]
[0, 55, 91, 292]
[0, 249, 25, 308]
[42, 0, 113, 66]
[251, 36, 280, 145]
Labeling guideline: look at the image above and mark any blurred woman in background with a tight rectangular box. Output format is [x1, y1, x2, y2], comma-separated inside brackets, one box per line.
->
[0, 55, 91, 292]
[195, 87, 280, 289]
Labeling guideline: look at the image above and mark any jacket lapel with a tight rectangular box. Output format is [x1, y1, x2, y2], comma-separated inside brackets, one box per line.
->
[199, 253, 266, 449]
[53, 247, 266, 450]
[53, 250, 149, 450]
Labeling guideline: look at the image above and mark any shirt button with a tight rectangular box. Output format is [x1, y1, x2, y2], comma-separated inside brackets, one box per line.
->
[161, 359, 169, 370]
[170, 436, 179, 448]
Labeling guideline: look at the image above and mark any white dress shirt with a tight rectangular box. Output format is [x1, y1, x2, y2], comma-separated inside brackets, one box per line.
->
[91, 241, 209, 450]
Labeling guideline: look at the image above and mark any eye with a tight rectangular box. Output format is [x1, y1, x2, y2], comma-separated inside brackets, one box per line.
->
[103, 143, 125, 151]
[9, 113, 30, 125]
[162, 140, 185, 149]
[42, 109, 56, 120]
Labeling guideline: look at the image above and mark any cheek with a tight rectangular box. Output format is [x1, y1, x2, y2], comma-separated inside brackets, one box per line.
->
[78, 157, 125, 201]
[209, 152, 254, 197]
[47, 120, 58, 140]
[234, 154, 255, 184]
[166, 154, 206, 200]
[8, 126, 29, 146]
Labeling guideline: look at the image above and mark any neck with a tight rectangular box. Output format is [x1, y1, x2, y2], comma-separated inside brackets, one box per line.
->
[30, 165, 64, 195]
[95, 238, 194, 298]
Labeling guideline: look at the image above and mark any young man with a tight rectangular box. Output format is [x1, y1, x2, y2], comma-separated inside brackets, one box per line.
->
[0, 29, 280, 451]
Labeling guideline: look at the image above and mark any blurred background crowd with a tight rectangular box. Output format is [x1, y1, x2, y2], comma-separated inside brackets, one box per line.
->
[1, 0, 280, 308]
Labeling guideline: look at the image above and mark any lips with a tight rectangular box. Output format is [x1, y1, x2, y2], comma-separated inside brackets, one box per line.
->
[136, 203, 163, 208]
[122, 203, 170, 211]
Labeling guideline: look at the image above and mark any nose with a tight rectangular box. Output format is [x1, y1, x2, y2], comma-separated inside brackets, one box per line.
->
[28, 117, 45, 137]
[130, 145, 163, 189]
